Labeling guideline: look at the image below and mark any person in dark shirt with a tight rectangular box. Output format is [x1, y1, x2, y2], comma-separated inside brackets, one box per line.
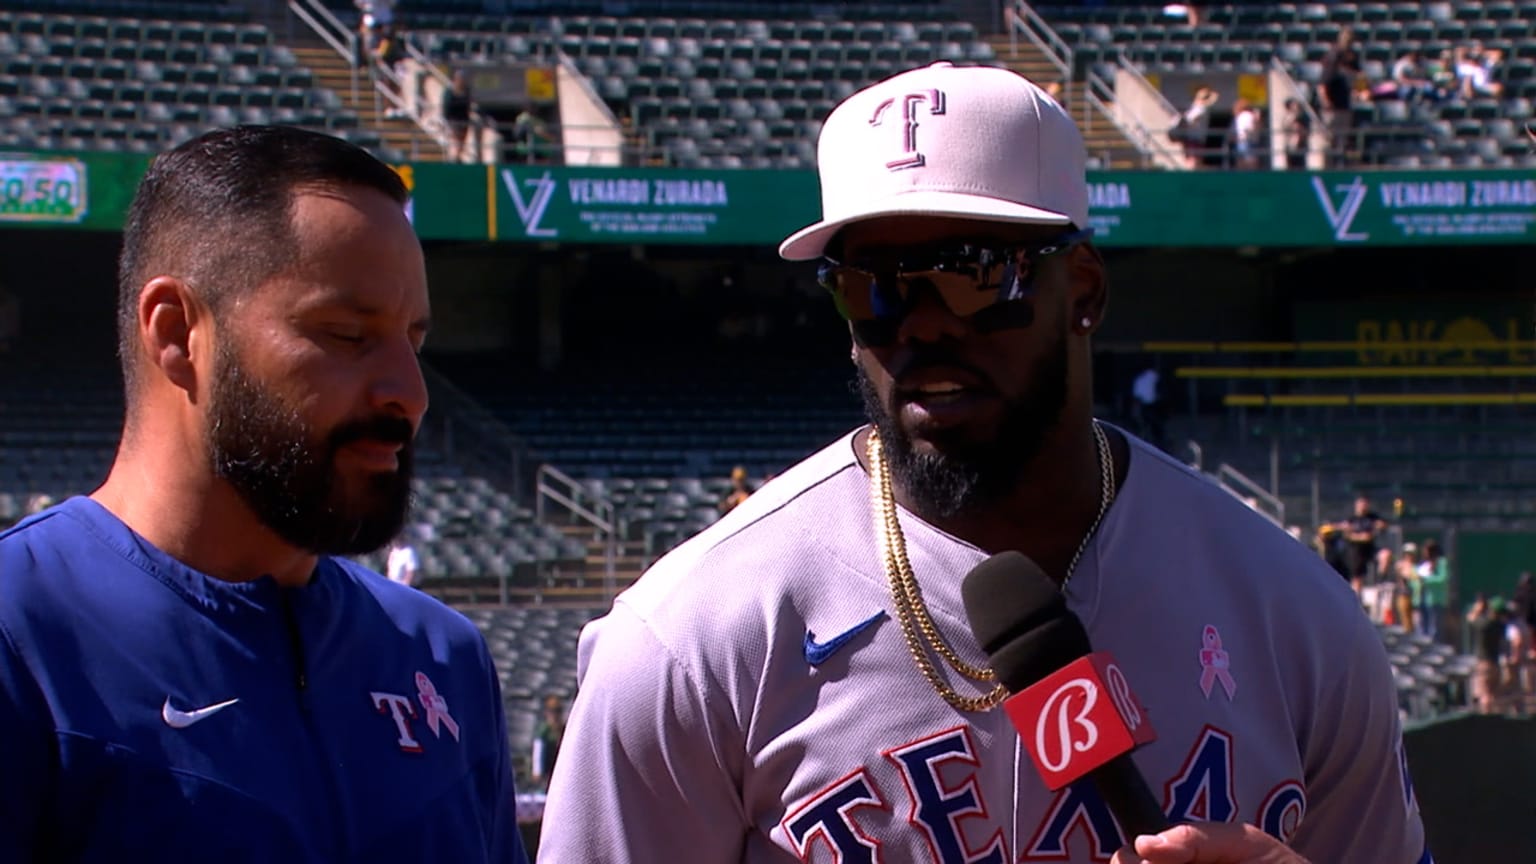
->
[1320, 28, 1361, 166]
[1468, 594, 1506, 714]
[1338, 494, 1386, 598]
[443, 69, 474, 163]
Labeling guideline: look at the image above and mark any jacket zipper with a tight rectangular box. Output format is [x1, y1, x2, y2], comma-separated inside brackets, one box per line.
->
[280, 588, 349, 858]
[281, 591, 308, 695]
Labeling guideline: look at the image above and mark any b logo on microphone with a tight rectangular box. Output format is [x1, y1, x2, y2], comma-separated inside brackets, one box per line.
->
[1005, 653, 1156, 790]
[1036, 678, 1101, 774]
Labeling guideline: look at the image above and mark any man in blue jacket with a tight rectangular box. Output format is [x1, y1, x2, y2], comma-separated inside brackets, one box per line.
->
[0, 125, 527, 863]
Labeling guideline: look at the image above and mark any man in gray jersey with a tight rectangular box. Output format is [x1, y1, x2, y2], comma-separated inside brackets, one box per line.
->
[538, 62, 1429, 864]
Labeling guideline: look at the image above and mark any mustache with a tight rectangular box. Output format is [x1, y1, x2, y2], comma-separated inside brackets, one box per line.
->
[890, 344, 993, 388]
[329, 415, 415, 449]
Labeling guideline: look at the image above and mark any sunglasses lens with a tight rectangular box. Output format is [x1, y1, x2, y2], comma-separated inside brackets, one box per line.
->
[822, 266, 904, 322]
[820, 238, 1067, 331]
[926, 271, 1002, 319]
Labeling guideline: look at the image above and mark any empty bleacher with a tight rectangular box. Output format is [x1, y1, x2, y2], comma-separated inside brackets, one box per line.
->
[457, 603, 599, 786]
[407, 12, 1000, 168]
[0, 8, 398, 159]
[0, 360, 588, 596]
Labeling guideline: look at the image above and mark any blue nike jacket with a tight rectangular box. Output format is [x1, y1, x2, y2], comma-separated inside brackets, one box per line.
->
[0, 497, 529, 863]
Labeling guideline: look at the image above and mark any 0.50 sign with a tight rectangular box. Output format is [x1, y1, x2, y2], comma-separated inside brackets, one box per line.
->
[0, 157, 88, 224]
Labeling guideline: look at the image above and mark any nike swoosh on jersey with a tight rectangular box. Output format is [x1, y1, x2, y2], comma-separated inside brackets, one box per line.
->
[162, 696, 240, 729]
[804, 611, 886, 666]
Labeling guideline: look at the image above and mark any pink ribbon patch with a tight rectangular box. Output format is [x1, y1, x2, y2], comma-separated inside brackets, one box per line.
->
[1198, 625, 1237, 701]
[416, 671, 461, 741]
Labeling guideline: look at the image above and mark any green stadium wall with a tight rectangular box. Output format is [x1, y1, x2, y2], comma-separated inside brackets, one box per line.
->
[4, 152, 1533, 247]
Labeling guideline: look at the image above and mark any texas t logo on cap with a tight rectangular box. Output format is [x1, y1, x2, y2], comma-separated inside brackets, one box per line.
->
[870, 89, 946, 170]
[779, 62, 1090, 261]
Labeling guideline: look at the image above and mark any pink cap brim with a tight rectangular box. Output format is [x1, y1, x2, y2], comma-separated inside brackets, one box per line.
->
[778, 189, 1073, 261]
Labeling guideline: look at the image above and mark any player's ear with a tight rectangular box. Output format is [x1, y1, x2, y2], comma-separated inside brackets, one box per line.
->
[138, 276, 206, 401]
[1067, 244, 1107, 334]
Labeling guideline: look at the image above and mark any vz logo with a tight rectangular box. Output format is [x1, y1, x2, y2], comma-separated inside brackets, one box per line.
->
[1310, 176, 1370, 242]
[501, 168, 559, 238]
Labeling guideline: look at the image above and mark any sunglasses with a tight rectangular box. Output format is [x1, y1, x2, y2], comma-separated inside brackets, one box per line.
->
[818, 228, 1092, 345]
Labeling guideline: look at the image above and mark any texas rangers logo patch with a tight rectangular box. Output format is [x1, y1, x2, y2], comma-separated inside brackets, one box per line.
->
[370, 671, 461, 753]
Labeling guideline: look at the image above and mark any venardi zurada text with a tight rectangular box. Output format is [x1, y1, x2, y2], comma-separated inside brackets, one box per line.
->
[566, 178, 731, 207]
[1378, 179, 1536, 208]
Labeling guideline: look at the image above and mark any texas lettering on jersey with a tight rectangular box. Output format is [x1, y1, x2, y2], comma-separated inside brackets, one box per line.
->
[780, 724, 1414, 863]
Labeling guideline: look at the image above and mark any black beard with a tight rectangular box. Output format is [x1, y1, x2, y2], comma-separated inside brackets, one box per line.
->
[207, 344, 415, 557]
[855, 332, 1069, 520]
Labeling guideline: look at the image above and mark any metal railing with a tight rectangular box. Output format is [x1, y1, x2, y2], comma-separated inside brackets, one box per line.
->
[1217, 462, 1286, 527]
[1104, 47, 1189, 168]
[1269, 57, 1328, 169]
[1082, 61, 1184, 168]
[535, 464, 619, 601]
[419, 362, 532, 496]
[1006, 0, 1181, 168]
[1006, 0, 1074, 104]
[286, 0, 356, 98]
[399, 38, 503, 162]
[285, 0, 473, 161]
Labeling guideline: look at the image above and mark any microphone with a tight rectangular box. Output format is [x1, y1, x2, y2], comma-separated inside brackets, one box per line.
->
[961, 551, 1170, 839]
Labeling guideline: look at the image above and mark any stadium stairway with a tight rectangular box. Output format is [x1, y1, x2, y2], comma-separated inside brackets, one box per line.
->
[289, 43, 444, 161]
[556, 523, 649, 602]
[983, 32, 1142, 168]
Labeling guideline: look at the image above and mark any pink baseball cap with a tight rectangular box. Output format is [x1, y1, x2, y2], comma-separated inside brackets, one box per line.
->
[778, 62, 1089, 261]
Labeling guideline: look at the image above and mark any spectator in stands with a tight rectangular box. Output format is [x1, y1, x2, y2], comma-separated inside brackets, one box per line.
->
[355, 0, 394, 29]
[386, 534, 419, 587]
[372, 24, 411, 118]
[1504, 589, 1532, 713]
[1173, 86, 1219, 168]
[717, 465, 751, 513]
[1416, 539, 1448, 641]
[1228, 98, 1262, 169]
[1467, 593, 1505, 714]
[0, 126, 527, 862]
[443, 69, 475, 163]
[530, 693, 565, 791]
[1456, 45, 1504, 99]
[1320, 28, 1361, 167]
[1130, 363, 1166, 450]
[1281, 98, 1311, 169]
[1391, 50, 1437, 103]
[512, 109, 556, 164]
[23, 493, 54, 516]
[1338, 494, 1386, 598]
[1392, 543, 1419, 632]
[354, 0, 394, 67]
[1426, 48, 1459, 98]
[1316, 522, 1351, 580]
[1043, 80, 1065, 106]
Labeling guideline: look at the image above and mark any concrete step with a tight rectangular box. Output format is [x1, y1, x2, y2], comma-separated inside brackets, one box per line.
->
[583, 553, 648, 570]
[983, 34, 1144, 170]
[283, 45, 446, 160]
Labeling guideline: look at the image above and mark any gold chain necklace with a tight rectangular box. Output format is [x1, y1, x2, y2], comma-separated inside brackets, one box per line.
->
[868, 421, 1115, 712]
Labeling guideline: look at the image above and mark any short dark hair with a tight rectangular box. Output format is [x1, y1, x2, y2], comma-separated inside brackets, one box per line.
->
[116, 125, 408, 397]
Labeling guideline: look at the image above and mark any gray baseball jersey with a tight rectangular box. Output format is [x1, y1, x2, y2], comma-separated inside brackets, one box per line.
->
[538, 429, 1429, 863]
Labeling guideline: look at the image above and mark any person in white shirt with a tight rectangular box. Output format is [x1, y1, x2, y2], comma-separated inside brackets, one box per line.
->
[1131, 365, 1165, 449]
[1229, 99, 1260, 170]
[537, 62, 1429, 864]
[386, 538, 419, 587]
